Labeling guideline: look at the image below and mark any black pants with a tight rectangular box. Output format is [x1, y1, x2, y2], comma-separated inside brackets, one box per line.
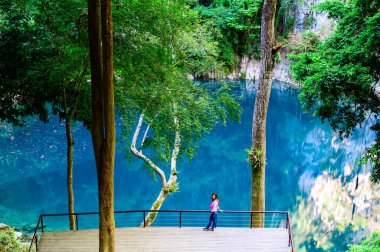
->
[206, 212, 217, 229]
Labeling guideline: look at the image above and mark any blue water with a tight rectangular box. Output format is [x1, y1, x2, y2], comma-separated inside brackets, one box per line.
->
[0, 81, 377, 251]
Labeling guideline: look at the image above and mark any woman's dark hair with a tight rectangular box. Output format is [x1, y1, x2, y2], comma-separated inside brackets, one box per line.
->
[211, 193, 219, 201]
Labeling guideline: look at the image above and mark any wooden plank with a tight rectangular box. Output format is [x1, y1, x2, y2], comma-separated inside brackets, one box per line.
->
[38, 227, 291, 252]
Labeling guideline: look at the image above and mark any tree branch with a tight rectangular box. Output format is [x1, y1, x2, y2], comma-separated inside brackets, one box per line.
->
[170, 115, 181, 174]
[140, 124, 150, 152]
[139, 113, 159, 152]
[131, 113, 167, 188]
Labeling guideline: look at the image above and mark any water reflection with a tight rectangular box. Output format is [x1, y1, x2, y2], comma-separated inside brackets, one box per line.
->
[0, 81, 378, 251]
[293, 173, 380, 251]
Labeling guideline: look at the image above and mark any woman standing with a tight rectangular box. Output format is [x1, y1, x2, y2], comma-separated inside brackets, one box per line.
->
[203, 193, 222, 231]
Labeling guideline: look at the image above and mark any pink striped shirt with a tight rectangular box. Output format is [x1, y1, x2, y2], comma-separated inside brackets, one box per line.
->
[210, 200, 219, 212]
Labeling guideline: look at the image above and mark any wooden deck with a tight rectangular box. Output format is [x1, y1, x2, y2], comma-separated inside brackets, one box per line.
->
[38, 227, 291, 251]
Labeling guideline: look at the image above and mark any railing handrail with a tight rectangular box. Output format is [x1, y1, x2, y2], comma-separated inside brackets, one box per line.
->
[39, 209, 290, 217]
[29, 209, 294, 252]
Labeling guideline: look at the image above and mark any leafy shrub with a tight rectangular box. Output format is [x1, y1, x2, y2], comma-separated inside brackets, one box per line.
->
[0, 225, 28, 252]
[347, 232, 380, 252]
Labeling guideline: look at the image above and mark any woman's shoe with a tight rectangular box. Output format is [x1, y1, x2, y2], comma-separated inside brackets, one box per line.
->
[209, 228, 214, 231]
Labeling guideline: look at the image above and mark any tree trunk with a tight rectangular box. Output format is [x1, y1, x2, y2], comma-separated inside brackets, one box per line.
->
[250, 0, 278, 227]
[143, 163, 178, 227]
[65, 116, 76, 230]
[63, 89, 79, 231]
[88, 0, 116, 250]
[88, 0, 103, 172]
[142, 190, 169, 227]
[131, 112, 181, 227]
[99, 0, 116, 250]
[143, 114, 180, 227]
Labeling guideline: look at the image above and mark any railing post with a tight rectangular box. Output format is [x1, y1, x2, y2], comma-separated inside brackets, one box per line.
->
[287, 212, 294, 252]
[35, 236, 38, 252]
[179, 211, 182, 228]
[41, 216, 44, 233]
[76, 214, 79, 230]
[285, 213, 288, 229]
[35, 216, 41, 251]
[250, 212, 253, 228]
[287, 213, 290, 246]
[143, 211, 146, 228]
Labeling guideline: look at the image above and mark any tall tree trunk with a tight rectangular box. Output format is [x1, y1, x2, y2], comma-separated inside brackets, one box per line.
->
[63, 89, 79, 231]
[88, 0, 103, 172]
[250, 0, 278, 227]
[88, 0, 116, 250]
[65, 116, 76, 230]
[99, 0, 116, 250]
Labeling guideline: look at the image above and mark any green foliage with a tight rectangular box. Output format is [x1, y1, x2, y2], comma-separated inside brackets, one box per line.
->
[163, 181, 180, 194]
[313, 0, 349, 20]
[240, 71, 247, 81]
[0, 1, 53, 125]
[289, 0, 380, 182]
[37, 0, 91, 127]
[119, 80, 242, 167]
[113, 0, 241, 180]
[285, 17, 295, 34]
[179, 21, 225, 78]
[274, 51, 281, 64]
[299, 223, 355, 251]
[195, 0, 299, 69]
[245, 148, 265, 169]
[359, 125, 380, 184]
[113, 0, 223, 78]
[195, 0, 262, 67]
[288, 30, 320, 54]
[0, 226, 28, 252]
[347, 232, 380, 252]
[275, 0, 297, 38]
[0, 0, 91, 127]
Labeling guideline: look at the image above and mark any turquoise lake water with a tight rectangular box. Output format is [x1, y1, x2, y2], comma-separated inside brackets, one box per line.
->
[0, 81, 378, 251]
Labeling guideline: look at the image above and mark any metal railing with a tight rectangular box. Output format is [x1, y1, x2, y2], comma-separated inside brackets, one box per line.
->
[286, 212, 294, 252]
[28, 210, 294, 252]
[28, 215, 42, 252]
